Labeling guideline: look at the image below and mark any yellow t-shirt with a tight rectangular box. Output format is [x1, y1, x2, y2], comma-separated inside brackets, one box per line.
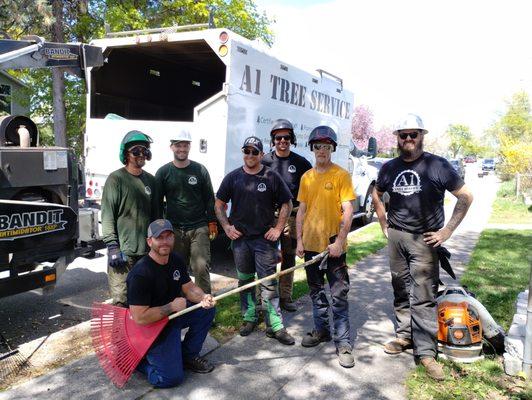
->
[297, 163, 356, 253]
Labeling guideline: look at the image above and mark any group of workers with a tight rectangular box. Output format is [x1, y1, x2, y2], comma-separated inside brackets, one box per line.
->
[101, 114, 473, 388]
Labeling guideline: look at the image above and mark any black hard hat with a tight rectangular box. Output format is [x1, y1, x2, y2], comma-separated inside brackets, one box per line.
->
[308, 125, 337, 151]
[270, 118, 296, 145]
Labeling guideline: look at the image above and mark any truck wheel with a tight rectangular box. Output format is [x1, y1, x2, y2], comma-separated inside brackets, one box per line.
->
[361, 184, 375, 225]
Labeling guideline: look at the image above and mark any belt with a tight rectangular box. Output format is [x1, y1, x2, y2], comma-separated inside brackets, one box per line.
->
[387, 223, 422, 235]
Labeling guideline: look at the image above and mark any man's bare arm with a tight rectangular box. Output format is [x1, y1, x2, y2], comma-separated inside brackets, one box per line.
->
[423, 185, 473, 247]
[372, 188, 388, 238]
[274, 201, 292, 230]
[215, 198, 242, 240]
[130, 297, 186, 326]
[328, 200, 353, 257]
[295, 202, 307, 258]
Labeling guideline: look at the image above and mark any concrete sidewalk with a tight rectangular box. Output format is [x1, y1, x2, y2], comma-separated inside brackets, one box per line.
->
[0, 176, 498, 400]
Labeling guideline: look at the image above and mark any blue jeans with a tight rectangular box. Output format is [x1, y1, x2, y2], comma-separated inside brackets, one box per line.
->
[137, 305, 215, 388]
[233, 236, 284, 332]
[304, 252, 351, 348]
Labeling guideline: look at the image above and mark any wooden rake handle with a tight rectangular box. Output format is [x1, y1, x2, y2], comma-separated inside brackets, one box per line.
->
[168, 250, 329, 320]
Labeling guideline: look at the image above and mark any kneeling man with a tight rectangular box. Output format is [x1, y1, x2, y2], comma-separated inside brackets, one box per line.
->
[127, 219, 216, 388]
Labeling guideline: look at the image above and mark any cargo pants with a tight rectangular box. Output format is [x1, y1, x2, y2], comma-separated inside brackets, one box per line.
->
[173, 225, 212, 294]
[108, 254, 142, 306]
[387, 228, 440, 358]
[278, 215, 297, 302]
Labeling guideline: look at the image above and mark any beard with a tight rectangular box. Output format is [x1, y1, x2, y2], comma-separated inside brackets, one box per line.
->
[398, 136, 424, 159]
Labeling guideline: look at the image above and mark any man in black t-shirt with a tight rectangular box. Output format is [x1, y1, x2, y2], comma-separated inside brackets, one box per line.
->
[372, 114, 473, 381]
[262, 119, 312, 312]
[127, 219, 216, 388]
[215, 136, 295, 346]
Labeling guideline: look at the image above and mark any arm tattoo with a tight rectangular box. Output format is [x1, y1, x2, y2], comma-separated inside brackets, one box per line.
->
[215, 203, 230, 228]
[160, 303, 173, 317]
[445, 193, 471, 232]
[276, 202, 292, 228]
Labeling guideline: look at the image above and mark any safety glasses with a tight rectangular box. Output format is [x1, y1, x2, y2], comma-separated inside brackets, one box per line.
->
[313, 143, 333, 151]
[398, 132, 419, 140]
[274, 135, 291, 142]
[129, 146, 151, 157]
[242, 148, 260, 156]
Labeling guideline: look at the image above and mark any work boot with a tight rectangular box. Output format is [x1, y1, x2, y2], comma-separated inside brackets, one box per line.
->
[420, 357, 445, 381]
[239, 321, 256, 337]
[280, 298, 297, 312]
[336, 346, 355, 368]
[383, 338, 412, 354]
[183, 356, 215, 373]
[266, 328, 295, 345]
[301, 329, 332, 347]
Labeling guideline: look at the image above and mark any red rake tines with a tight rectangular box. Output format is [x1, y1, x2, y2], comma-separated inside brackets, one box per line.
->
[90, 303, 169, 388]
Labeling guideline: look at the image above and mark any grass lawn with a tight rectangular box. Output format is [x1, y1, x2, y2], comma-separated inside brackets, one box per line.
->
[210, 222, 387, 342]
[489, 180, 532, 224]
[407, 181, 532, 400]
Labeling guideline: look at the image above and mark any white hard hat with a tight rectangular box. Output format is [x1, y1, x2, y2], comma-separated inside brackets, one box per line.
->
[171, 129, 192, 142]
[393, 114, 428, 135]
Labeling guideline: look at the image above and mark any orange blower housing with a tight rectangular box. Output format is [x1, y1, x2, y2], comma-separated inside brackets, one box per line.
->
[437, 301, 482, 346]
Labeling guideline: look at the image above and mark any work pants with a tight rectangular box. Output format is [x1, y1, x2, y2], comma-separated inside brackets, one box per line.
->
[137, 305, 215, 388]
[304, 251, 351, 348]
[173, 225, 212, 294]
[107, 254, 142, 306]
[278, 215, 297, 301]
[233, 236, 284, 332]
[387, 228, 440, 358]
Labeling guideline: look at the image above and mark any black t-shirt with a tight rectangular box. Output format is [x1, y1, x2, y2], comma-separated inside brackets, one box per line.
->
[261, 151, 312, 208]
[127, 252, 191, 307]
[216, 166, 293, 237]
[376, 152, 464, 233]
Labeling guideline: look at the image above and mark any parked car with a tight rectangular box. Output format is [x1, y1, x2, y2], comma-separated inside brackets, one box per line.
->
[464, 155, 477, 163]
[449, 159, 466, 180]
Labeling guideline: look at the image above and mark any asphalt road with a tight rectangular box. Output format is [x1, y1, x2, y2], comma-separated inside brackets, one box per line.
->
[0, 161, 492, 350]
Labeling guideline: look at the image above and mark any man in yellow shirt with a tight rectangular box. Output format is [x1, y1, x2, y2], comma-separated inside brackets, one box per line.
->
[296, 125, 356, 368]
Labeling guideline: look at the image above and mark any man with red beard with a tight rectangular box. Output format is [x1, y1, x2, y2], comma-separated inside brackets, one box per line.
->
[372, 114, 473, 380]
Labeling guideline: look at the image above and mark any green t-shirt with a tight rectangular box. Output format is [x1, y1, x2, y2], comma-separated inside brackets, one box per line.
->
[101, 168, 160, 256]
[155, 160, 216, 230]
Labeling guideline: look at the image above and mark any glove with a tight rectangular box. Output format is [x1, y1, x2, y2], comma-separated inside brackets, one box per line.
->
[107, 245, 127, 269]
[208, 222, 218, 241]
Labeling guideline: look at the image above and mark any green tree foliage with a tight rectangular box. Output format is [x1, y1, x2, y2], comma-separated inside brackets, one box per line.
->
[446, 123, 475, 158]
[488, 91, 532, 176]
[1, 0, 273, 154]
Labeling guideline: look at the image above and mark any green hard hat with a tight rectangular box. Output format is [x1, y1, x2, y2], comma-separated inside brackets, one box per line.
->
[119, 130, 153, 164]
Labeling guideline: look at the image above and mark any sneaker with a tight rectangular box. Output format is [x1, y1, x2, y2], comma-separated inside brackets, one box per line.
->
[301, 329, 332, 347]
[280, 299, 297, 312]
[420, 357, 445, 381]
[239, 321, 256, 337]
[266, 328, 295, 345]
[383, 338, 412, 354]
[183, 356, 215, 374]
[336, 346, 355, 368]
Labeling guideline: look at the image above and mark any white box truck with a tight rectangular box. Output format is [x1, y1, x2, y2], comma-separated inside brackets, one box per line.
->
[84, 27, 354, 199]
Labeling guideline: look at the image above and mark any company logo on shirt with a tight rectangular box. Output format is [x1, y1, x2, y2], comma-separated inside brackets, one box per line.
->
[145, 186, 152, 196]
[288, 165, 296, 174]
[392, 169, 422, 196]
[173, 269, 181, 281]
[257, 183, 267, 192]
[188, 176, 198, 185]
[324, 182, 333, 190]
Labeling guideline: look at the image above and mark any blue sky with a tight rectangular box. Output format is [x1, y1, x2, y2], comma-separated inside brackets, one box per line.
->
[254, 0, 532, 137]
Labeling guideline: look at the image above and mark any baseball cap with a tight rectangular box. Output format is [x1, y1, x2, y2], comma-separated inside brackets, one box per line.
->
[147, 219, 174, 238]
[242, 136, 263, 152]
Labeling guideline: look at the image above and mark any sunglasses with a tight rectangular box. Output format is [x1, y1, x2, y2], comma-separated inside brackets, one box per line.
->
[242, 148, 260, 156]
[398, 132, 419, 140]
[313, 143, 333, 151]
[274, 135, 291, 142]
[129, 146, 151, 157]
